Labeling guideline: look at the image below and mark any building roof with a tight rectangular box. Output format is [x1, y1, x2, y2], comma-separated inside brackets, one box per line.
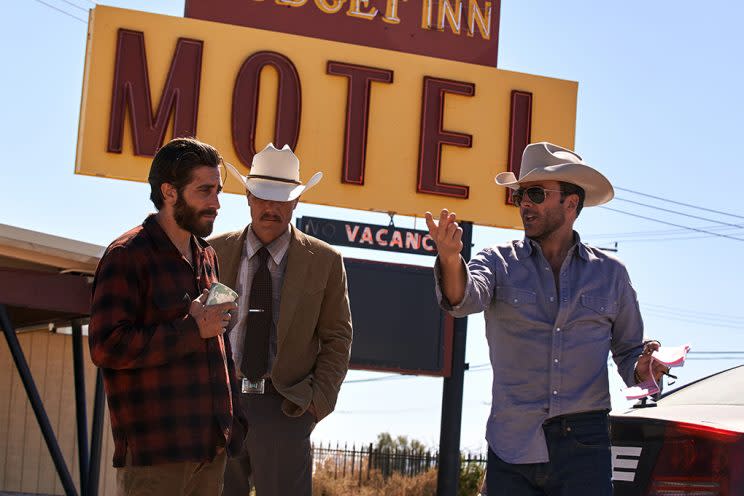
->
[0, 224, 104, 329]
[0, 223, 104, 274]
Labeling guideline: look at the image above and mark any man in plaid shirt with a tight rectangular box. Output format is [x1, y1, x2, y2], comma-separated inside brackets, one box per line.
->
[89, 138, 243, 495]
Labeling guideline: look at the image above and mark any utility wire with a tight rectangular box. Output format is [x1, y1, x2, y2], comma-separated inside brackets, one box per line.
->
[642, 311, 744, 328]
[593, 233, 735, 244]
[57, 0, 88, 13]
[589, 225, 739, 239]
[616, 187, 744, 220]
[587, 218, 744, 243]
[689, 351, 744, 354]
[641, 303, 744, 323]
[345, 374, 420, 384]
[686, 357, 744, 361]
[599, 206, 744, 242]
[588, 223, 744, 242]
[30, 0, 86, 23]
[345, 351, 744, 384]
[585, 187, 744, 242]
[335, 407, 434, 414]
[615, 197, 744, 229]
[642, 314, 744, 330]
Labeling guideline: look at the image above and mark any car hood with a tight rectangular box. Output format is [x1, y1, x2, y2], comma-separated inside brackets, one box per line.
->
[612, 404, 744, 433]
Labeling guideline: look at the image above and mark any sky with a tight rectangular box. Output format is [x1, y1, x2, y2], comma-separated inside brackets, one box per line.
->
[2, 0, 744, 454]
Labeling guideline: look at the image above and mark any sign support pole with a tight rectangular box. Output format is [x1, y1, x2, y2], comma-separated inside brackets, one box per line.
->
[436, 221, 473, 496]
[0, 304, 78, 496]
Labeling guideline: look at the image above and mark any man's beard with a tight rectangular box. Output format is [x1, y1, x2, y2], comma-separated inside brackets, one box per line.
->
[173, 194, 217, 238]
[523, 207, 565, 243]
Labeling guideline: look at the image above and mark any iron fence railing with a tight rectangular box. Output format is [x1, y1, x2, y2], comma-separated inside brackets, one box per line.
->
[311, 442, 487, 483]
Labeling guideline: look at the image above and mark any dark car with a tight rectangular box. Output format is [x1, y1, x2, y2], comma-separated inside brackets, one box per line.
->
[610, 364, 744, 495]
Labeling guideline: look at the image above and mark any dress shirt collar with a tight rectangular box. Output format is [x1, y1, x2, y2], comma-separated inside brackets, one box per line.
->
[245, 225, 291, 265]
[518, 230, 589, 262]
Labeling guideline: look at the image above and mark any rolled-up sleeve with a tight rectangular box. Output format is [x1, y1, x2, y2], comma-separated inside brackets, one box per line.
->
[434, 248, 499, 318]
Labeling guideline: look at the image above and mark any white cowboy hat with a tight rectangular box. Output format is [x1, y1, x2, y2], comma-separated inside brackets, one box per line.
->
[494, 142, 614, 206]
[225, 143, 323, 202]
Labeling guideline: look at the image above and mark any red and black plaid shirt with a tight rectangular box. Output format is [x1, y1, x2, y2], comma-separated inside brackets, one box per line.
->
[89, 215, 243, 467]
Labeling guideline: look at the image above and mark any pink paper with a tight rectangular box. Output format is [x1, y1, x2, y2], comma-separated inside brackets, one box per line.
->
[622, 343, 692, 400]
[651, 344, 691, 367]
[624, 379, 660, 400]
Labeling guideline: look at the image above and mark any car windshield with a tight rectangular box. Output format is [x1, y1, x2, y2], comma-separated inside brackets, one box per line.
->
[659, 365, 744, 406]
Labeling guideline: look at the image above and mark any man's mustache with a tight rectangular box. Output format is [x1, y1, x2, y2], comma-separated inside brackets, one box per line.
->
[199, 208, 218, 217]
[260, 213, 282, 221]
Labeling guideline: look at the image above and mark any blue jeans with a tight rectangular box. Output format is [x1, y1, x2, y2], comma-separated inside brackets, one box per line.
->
[486, 411, 612, 496]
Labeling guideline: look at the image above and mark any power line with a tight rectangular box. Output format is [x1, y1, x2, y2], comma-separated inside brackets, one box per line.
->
[599, 206, 744, 242]
[56, 0, 88, 13]
[334, 407, 434, 414]
[345, 374, 420, 384]
[587, 222, 744, 242]
[641, 303, 744, 324]
[594, 233, 736, 244]
[585, 187, 744, 243]
[468, 364, 491, 371]
[686, 357, 744, 361]
[643, 315, 744, 330]
[643, 310, 744, 329]
[30, 0, 87, 23]
[616, 187, 744, 220]
[690, 351, 744, 354]
[615, 197, 744, 229]
[345, 350, 744, 385]
[589, 225, 737, 239]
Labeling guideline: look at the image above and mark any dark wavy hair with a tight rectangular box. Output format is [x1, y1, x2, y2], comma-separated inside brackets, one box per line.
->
[559, 182, 586, 217]
[148, 138, 222, 210]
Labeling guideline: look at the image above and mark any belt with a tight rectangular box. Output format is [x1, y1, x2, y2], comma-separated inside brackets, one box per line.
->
[240, 377, 280, 395]
[543, 409, 609, 427]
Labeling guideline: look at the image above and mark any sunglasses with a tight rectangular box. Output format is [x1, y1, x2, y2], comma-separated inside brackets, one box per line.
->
[511, 186, 563, 206]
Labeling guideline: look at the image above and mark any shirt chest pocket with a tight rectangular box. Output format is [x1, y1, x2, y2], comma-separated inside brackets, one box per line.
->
[152, 291, 191, 321]
[579, 295, 618, 318]
[496, 286, 538, 307]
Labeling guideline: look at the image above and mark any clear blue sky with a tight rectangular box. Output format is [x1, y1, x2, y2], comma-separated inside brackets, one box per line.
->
[3, 0, 744, 453]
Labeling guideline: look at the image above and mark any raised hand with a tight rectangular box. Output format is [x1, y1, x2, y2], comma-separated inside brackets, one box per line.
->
[425, 209, 466, 305]
[425, 209, 463, 263]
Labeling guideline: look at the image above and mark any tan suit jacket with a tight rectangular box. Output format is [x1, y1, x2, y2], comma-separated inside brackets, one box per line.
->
[209, 225, 352, 421]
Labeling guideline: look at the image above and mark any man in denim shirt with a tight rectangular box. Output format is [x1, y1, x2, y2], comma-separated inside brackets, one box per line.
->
[425, 142, 668, 496]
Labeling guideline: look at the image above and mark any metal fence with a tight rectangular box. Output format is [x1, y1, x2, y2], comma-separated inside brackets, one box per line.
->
[311, 442, 487, 482]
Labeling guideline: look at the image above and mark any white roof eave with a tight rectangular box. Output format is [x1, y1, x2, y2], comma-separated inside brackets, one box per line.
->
[0, 223, 104, 273]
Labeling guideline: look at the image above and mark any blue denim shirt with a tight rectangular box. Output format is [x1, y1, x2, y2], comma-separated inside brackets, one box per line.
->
[435, 233, 644, 463]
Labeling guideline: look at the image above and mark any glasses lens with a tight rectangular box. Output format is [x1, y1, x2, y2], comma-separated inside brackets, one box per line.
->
[513, 187, 546, 205]
[525, 187, 546, 204]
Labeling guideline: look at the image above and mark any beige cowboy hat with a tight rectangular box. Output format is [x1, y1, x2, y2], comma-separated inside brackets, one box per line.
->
[494, 142, 614, 206]
[225, 143, 323, 202]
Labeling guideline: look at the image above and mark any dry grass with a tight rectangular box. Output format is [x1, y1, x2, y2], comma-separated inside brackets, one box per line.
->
[312, 459, 437, 496]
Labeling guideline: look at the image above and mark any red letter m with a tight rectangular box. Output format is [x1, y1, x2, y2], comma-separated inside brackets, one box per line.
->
[108, 29, 203, 156]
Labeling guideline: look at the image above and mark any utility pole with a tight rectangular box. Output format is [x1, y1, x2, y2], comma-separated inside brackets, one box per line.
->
[436, 221, 473, 496]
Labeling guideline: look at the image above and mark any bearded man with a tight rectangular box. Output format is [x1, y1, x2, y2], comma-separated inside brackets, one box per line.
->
[89, 138, 244, 496]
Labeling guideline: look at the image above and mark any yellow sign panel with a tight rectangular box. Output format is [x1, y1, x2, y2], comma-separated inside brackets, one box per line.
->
[76, 6, 577, 229]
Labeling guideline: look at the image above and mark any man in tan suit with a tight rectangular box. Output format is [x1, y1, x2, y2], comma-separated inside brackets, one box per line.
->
[209, 144, 353, 496]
